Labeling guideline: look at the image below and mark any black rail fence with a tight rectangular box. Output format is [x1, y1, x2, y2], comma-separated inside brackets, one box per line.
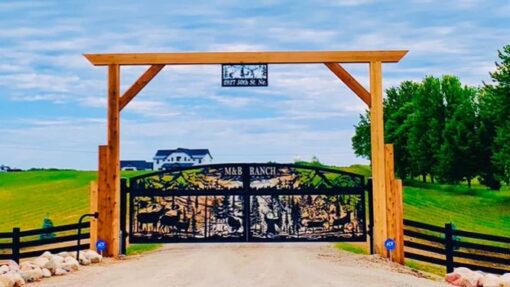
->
[0, 222, 90, 264]
[404, 219, 510, 274]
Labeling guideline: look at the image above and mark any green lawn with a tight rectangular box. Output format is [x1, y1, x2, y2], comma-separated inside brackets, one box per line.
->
[0, 170, 144, 232]
[1, 168, 508, 239]
[404, 180, 510, 237]
[0, 170, 97, 232]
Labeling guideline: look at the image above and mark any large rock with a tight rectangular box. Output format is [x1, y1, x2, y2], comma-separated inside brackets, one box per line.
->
[480, 274, 500, 287]
[54, 268, 67, 276]
[0, 266, 9, 275]
[61, 257, 79, 272]
[57, 251, 70, 258]
[8, 272, 24, 287]
[0, 274, 14, 287]
[33, 257, 49, 270]
[445, 267, 483, 287]
[41, 268, 51, 278]
[51, 255, 65, 266]
[500, 273, 510, 287]
[78, 257, 91, 266]
[40, 251, 53, 259]
[83, 250, 102, 264]
[6, 262, 18, 273]
[19, 262, 43, 283]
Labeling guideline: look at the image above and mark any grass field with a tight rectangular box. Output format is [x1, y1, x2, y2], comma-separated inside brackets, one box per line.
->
[1, 167, 509, 239]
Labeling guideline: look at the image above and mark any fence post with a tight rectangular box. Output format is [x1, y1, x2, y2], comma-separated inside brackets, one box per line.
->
[12, 227, 20, 264]
[445, 223, 454, 273]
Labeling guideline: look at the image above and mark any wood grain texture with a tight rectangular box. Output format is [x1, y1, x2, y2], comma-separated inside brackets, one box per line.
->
[89, 181, 98, 250]
[324, 63, 371, 107]
[119, 64, 165, 111]
[385, 144, 396, 242]
[97, 145, 108, 255]
[393, 179, 405, 264]
[107, 64, 121, 257]
[369, 61, 388, 257]
[84, 50, 408, 66]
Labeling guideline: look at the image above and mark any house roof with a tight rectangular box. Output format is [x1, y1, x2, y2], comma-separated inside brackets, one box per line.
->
[120, 160, 153, 170]
[154, 148, 212, 159]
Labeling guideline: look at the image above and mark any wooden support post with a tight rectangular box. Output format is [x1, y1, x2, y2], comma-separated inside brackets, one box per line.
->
[97, 145, 109, 254]
[89, 181, 98, 249]
[385, 144, 396, 241]
[393, 179, 404, 264]
[369, 61, 388, 256]
[106, 64, 121, 257]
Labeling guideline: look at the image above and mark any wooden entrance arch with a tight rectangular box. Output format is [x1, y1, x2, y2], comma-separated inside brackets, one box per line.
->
[84, 50, 407, 262]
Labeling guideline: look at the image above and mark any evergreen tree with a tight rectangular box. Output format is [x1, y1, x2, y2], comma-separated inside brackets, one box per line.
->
[478, 89, 501, 189]
[438, 77, 479, 186]
[484, 45, 510, 185]
[408, 76, 444, 182]
[352, 111, 371, 160]
[384, 81, 418, 179]
[40, 216, 56, 240]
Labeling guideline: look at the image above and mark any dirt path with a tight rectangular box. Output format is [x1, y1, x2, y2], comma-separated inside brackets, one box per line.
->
[35, 243, 448, 287]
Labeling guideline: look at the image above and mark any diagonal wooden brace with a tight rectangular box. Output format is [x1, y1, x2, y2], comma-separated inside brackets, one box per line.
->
[119, 64, 165, 111]
[325, 62, 371, 107]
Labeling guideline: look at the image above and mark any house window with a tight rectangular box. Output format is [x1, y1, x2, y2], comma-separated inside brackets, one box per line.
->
[176, 156, 181, 161]
[156, 159, 159, 164]
[171, 157, 173, 161]
[199, 159, 202, 163]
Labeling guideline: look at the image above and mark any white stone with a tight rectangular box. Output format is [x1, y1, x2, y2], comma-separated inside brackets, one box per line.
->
[480, 274, 500, 287]
[41, 268, 51, 278]
[40, 251, 52, 259]
[500, 273, 510, 287]
[8, 272, 24, 287]
[51, 255, 65, 265]
[57, 251, 70, 258]
[79, 257, 91, 266]
[6, 262, 18, 273]
[83, 250, 102, 264]
[63, 257, 79, 271]
[0, 274, 14, 287]
[0, 266, 9, 275]
[33, 257, 49, 269]
[20, 268, 43, 283]
[54, 268, 67, 276]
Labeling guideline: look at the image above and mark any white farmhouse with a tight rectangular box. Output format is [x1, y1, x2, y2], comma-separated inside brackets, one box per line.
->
[153, 148, 212, 170]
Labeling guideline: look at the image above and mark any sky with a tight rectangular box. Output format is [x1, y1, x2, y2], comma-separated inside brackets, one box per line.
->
[0, 0, 508, 170]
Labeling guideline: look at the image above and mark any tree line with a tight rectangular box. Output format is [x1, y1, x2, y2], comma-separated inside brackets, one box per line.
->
[352, 45, 510, 190]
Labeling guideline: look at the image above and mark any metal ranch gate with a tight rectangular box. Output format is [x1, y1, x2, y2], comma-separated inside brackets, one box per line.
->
[122, 163, 369, 244]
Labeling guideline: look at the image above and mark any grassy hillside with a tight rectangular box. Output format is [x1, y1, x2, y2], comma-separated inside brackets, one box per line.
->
[0, 168, 509, 238]
[404, 180, 510, 237]
[0, 170, 96, 231]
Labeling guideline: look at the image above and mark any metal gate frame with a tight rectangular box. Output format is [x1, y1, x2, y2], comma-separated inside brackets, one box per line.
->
[120, 163, 369, 246]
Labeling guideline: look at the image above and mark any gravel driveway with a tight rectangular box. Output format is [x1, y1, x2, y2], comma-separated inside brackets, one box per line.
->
[35, 243, 448, 287]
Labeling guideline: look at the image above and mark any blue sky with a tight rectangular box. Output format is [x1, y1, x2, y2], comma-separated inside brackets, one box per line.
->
[0, 0, 508, 170]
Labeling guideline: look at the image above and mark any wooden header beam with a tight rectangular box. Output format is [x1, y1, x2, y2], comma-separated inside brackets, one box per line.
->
[84, 50, 408, 66]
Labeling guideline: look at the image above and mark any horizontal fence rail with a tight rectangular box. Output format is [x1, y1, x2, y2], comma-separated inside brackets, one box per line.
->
[404, 219, 510, 274]
[0, 222, 90, 263]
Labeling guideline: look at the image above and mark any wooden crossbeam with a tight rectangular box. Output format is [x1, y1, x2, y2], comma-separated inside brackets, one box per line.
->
[119, 64, 165, 111]
[325, 63, 371, 107]
[84, 50, 408, 66]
